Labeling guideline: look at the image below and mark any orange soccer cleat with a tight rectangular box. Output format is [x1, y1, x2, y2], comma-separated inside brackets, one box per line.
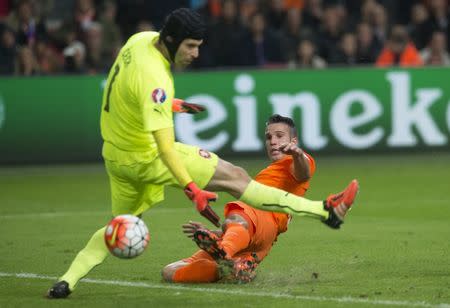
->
[323, 179, 359, 229]
[218, 255, 258, 284]
[193, 229, 259, 283]
[193, 228, 227, 260]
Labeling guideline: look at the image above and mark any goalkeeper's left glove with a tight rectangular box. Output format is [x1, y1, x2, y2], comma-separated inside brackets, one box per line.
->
[184, 182, 220, 227]
[172, 98, 206, 114]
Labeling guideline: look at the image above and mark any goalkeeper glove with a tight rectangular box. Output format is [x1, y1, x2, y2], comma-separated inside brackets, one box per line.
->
[184, 182, 220, 227]
[172, 98, 206, 114]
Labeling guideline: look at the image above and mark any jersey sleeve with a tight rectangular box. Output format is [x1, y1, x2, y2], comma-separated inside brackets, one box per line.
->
[135, 67, 174, 132]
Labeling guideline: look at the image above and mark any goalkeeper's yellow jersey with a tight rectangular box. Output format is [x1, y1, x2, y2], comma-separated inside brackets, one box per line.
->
[100, 31, 174, 164]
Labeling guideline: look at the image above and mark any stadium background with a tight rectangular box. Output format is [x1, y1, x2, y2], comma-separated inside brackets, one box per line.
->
[0, 0, 449, 307]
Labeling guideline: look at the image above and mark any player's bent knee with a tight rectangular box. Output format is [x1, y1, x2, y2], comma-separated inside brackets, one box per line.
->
[161, 261, 189, 283]
[161, 265, 175, 282]
[223, 214, 249, 230]
[161, 263, 179, 282]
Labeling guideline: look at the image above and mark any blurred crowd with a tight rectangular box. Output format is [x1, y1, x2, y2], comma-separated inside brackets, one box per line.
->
[1, 0, 450, 76]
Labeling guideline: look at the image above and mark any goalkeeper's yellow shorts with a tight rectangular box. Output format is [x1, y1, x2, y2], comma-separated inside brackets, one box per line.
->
[104, 142, 218, 216]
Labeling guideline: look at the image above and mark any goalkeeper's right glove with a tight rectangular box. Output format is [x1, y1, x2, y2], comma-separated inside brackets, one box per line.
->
[184, 182, 220, 227]
[172, 98, 206, 114]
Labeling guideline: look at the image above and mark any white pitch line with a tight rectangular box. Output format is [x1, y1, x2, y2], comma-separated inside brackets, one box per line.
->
[0, 272, 448, 308]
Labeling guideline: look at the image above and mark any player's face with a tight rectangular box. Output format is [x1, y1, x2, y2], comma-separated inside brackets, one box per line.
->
[265, 123, 296, 161]
[174, 38, 203, 68]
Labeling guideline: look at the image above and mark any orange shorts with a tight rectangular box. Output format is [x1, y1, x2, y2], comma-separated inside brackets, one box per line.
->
[224, 201, 278, 261]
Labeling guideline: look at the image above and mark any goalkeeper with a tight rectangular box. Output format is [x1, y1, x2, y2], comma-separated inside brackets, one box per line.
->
[162, 115, 358, 283]
[47, 8, 359, 298]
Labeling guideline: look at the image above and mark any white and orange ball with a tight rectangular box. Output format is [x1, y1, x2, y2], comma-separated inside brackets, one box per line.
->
[104, 215, 150, 259]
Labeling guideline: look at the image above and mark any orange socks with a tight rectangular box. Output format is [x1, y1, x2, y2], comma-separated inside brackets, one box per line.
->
[172, 259, 218, 283]
[221, 223, 251, 258]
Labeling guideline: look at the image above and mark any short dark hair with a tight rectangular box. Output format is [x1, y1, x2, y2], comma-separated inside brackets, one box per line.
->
[266, 114, 297, 137]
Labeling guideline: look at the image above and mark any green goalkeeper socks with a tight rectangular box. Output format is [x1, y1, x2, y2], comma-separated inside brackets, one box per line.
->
[240, 180, 329, 220]
[60, 226, 109, 290]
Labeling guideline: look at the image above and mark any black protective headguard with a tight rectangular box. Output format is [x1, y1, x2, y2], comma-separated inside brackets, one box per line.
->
[160, 8, 206, 62]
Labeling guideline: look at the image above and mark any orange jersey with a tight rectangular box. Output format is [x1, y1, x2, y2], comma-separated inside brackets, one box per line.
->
[254, 153, 316, 234]
[223, 152, 316, 261]
[225, 153, 315, 234]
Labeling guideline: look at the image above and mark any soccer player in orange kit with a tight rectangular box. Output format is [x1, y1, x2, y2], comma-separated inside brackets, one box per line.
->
[162, 114, 359, 283]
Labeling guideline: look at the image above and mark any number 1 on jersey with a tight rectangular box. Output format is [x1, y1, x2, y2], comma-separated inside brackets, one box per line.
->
[104, 64, 120, 112]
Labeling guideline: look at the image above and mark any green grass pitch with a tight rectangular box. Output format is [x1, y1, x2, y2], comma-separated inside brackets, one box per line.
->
[0, 154, 449, 308]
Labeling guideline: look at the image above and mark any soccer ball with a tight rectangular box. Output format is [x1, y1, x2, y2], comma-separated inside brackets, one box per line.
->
[104, 215, 150, 259]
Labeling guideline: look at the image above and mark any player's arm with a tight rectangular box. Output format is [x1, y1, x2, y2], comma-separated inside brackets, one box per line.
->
[291, 150, 311, 182]
[153, 127, 192, 187]
[152, 128, 220, 227]
[279, 142, 310, 182]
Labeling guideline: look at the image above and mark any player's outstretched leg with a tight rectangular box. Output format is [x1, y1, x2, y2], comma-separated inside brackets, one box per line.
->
[47, 226, 109, 299]
[322, 179, 359, 229]
[210, 160, 358, 223]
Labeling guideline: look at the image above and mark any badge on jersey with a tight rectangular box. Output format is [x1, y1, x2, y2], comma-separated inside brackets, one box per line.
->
[199, 149, 211, 159]
[151, 88, 167, 104]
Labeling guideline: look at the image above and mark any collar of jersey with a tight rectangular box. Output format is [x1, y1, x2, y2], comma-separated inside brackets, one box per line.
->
[152, 34, 170, 69]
